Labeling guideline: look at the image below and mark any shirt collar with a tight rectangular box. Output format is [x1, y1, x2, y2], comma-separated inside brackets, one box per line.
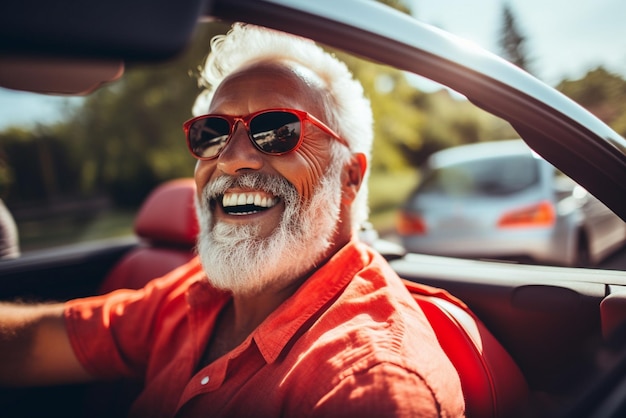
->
[252, 239, 370, 363]
[185, 240, 373, 365]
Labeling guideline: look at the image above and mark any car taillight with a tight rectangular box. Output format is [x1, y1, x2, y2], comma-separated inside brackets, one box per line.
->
[396, 211, 427, 235]
[497, 200, 556, 228]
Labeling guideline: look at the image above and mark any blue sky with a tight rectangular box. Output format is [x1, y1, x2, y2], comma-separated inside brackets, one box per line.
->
[0, 89, 83, 130]
[409, 0, 626, 84]
[1, 0, 625, 129]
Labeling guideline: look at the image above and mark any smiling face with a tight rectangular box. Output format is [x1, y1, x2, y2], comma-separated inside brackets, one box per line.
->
[195, 62, 335, 233]
[194, 60, 362, 295]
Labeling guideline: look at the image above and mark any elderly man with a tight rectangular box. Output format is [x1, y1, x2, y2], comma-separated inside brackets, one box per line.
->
[0, 23, 464, 417]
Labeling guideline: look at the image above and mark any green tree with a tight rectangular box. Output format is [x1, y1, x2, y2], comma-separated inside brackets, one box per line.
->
[336, 43, 517, 172]
[557, 66, 626, 137]
[498, 3, 533, 74]
[342, 56, 427, 172]
[0, 125, 80, 204]
[376, 0, 411, 14]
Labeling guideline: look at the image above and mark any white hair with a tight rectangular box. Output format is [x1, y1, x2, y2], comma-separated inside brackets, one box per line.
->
[193, 22, 373, 230]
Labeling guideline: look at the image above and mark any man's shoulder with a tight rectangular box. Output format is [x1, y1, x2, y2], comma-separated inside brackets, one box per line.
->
[280, 280, 465, 416]
[292, 256, 447, 373]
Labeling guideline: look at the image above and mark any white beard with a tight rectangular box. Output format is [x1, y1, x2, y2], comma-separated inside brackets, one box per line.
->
[195, 166, 343, 296]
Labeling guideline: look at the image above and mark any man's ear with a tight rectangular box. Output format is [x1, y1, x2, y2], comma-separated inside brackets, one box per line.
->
[342, 152, 367, 205]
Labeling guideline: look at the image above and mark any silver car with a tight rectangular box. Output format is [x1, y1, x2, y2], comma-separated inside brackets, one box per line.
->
[397, 139, 626, 267]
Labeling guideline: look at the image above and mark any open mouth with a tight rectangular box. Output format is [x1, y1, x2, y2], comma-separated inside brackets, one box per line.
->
[221, 191, 279, 215]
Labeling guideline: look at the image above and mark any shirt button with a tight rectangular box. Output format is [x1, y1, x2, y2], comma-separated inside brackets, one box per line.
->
[200, 376, 210, 385]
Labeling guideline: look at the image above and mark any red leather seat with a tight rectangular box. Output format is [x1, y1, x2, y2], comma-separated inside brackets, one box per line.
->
[88, 179, 200, 417]
[99, 178, 198, 294]
[99, 178, 529, 418]
[404, 280, 529, 418]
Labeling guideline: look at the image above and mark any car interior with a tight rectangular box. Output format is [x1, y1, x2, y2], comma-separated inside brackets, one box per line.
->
[2, 0, 626, 417]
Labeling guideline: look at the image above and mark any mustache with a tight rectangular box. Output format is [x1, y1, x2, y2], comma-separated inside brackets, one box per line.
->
[201, 173, 298, 203]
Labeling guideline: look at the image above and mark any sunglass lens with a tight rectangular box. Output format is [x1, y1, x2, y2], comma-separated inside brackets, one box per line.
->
[189, 117, 231, 159]
[250, 111, 301, 154]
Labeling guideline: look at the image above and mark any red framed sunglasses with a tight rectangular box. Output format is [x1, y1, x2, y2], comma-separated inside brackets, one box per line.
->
[183, 108, 348, 160]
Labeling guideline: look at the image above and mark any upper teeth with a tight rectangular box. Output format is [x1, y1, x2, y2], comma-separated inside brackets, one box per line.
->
[222, 192, 278, 208]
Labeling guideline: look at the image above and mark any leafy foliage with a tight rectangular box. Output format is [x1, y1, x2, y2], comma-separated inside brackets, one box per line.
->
[1, 23, 229, 208]
[376, 0, 411, 14]
[557, 67, 626, 137]
[498, 2, 533, 74]
[336, 51, 514, 173]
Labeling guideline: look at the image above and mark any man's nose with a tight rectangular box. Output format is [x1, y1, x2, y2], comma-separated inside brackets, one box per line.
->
[216, 121, 264, 175]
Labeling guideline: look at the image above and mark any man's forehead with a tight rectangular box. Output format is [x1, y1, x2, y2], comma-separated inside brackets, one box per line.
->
[225, 59, 324, 91]
[210, 59, 327, 112]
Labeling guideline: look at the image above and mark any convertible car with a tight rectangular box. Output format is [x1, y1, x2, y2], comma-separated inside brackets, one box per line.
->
[1, 0, 626, 417]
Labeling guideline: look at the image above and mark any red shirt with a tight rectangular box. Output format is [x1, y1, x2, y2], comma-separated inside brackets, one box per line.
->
[65, 240, 464, 417]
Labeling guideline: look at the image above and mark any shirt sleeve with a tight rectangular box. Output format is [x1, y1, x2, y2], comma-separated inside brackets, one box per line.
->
[309, 362, 463, 418]
[64, 259, 204, 380]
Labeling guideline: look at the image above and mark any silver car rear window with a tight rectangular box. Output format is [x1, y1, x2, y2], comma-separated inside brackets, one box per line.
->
[419, 155, 540, 196]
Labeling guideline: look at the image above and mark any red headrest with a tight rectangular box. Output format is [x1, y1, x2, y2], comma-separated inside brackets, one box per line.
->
[134, 178, 199, 247]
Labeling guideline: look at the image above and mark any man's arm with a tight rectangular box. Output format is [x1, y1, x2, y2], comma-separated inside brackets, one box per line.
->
[0, 302, 93, 386]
